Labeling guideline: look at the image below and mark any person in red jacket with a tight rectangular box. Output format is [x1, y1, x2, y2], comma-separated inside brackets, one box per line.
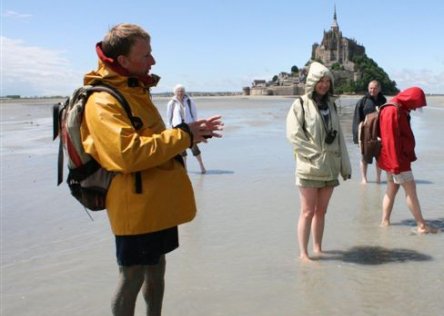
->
[378, 87, 436, 233]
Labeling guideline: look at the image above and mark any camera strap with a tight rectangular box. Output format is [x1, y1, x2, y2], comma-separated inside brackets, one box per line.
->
[318, 102, 333, 134]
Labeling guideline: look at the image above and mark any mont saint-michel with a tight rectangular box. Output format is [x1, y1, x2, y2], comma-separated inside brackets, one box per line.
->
[246, 8, 398, 96]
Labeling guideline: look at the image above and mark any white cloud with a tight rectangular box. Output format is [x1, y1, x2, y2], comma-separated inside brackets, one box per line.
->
[391, 68, 444, 95]
[1, 36, 81, 96]
[2, 10, 32, 18]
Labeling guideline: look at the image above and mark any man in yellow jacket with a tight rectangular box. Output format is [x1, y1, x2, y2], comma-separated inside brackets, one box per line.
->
[81, 23, 223, 315]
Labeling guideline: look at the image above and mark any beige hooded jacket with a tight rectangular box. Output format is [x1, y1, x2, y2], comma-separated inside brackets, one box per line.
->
[286, 62, 351, 182]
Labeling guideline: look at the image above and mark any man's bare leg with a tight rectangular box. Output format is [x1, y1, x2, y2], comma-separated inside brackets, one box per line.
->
[142, 256, 166, 316]
[360, 160, 368, 184]
[112, 265, 145, 316]
[375, 164, 382, 184]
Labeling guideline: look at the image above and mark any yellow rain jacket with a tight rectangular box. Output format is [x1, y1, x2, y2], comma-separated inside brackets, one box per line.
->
[81, 61, 196, 235]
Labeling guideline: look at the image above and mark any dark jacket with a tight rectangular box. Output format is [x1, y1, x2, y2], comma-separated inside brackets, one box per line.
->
[352, 92, 387, 144]
[378, 87, 426, 174]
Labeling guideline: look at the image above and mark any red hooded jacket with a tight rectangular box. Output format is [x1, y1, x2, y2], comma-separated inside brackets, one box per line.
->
[377, 87, 426, 174]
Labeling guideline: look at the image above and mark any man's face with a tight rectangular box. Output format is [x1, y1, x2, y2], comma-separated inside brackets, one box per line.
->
[368, 82, 380, 97]
[120, 38, 155, 77]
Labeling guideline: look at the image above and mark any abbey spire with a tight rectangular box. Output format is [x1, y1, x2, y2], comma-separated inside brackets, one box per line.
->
[332, 4, 339, 31]
[312, 5, 365, 71]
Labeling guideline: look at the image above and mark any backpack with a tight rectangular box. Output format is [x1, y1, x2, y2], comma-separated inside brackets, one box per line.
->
[52, 83, 143, 214]
[352, 96, 368, 144]
[359, 103, 397, 164]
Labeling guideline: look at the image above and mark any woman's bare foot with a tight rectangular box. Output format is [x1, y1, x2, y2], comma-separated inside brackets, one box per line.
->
[299, 254, 314, 263]
[417, 225, 438, 234]
[380, 220, 390, 227]
[313, 248, 323, 255]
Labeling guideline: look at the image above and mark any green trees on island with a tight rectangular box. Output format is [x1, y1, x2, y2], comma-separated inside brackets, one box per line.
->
[332, 55, 398, 95]
[291, 65, 299, 74]
[352, 55, 398, 95]
[269, 56, 399, 95]
[331, 63, 344, 71]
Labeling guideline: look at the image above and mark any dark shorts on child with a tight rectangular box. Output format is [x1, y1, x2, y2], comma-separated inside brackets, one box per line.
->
[115, 226, 179, 266]
[181, 144, 201, 157]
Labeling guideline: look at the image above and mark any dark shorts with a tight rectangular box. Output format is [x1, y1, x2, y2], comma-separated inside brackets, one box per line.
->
[181, 144, 201, 157]
[115, 226, 179, 266]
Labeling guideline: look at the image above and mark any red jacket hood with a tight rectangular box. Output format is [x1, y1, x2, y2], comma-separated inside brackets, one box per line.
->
[389, 86, 426, 111]
[95, 42, 160, 87]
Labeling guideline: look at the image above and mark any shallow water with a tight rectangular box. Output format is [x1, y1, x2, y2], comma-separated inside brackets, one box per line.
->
[1, 96, 443, 315]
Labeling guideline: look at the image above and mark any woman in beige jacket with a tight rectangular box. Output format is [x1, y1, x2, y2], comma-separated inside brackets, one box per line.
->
[286, 62, 351, 262]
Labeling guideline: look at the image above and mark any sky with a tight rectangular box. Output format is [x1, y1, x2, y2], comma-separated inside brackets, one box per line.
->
[1, 0, 444, 97]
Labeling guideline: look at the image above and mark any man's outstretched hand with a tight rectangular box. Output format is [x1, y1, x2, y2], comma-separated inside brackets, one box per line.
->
[188, 115, 224, 143]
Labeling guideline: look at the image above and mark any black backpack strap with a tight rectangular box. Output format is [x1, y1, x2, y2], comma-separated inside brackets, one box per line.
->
[53, 102, 64, 185]
[88, 84, 143, 130]
[296, 97, 306, 133]
[88, 84, 143, 194]
[57, 138, 64, 185]
[186, 97, 195, 121]
[52, 103, 61, 140]
[169, 100, 175, 126]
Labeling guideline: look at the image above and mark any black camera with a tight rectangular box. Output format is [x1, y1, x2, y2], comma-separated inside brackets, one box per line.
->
[325, 130, 337, 144]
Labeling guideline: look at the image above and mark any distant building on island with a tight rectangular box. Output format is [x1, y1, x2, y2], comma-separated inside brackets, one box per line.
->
[312, 7, 364, 72]
[247, 7, 367, 96]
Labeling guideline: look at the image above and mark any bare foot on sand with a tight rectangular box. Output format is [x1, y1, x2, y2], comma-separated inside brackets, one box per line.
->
[313, 248, 323, 255]
[299, 254, 314, 263]
[380, 220, 390, 227]
[417, 225, 438, 234]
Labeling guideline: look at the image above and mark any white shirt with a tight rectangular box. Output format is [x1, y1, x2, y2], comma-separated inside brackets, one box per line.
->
[166, 95, 198, 127]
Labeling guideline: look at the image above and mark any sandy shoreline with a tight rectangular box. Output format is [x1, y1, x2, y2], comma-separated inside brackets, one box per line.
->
[2, 95, 444, 315]
[2, 93, 444, 108]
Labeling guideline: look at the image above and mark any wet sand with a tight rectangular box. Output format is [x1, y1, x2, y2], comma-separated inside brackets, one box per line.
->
[1, 95, 444, 315]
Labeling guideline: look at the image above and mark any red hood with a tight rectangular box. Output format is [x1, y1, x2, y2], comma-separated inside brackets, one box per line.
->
[389, 86, 426, 110]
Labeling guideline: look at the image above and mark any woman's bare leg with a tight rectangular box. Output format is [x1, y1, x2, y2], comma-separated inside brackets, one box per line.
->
[312, 186, 334, 254]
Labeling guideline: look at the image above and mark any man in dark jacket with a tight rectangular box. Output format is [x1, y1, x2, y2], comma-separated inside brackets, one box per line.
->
[352, 80, 386, 184]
